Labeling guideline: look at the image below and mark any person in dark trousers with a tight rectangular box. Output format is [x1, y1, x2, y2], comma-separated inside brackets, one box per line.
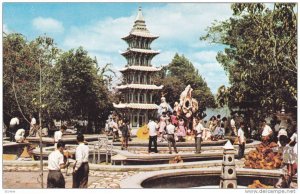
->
[147, 118, 159, 153]
[166, 120, 178, 154]
[238, 122, 246, 159]
[194, 117, 204, 154]
[47, 141, 69, 188]
[73, 134, 89, 188]
[120, 119, 130, 150]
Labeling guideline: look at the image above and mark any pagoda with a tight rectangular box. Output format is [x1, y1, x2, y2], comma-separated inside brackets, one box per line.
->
[113, 7, 163, 128]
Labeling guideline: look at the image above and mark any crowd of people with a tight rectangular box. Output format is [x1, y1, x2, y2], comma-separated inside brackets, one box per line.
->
[4, 109, 297, 188]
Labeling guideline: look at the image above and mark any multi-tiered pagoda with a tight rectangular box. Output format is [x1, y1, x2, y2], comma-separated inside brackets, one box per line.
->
[113, 7, 163, 128]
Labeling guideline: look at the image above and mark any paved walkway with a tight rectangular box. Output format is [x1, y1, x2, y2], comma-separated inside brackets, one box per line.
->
[3, 166, 138, 189]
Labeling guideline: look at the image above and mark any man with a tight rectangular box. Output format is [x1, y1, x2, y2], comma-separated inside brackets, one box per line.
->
[148, 118, 159, 153]
[47, 141, 69, 188]
[73, 134, 89, 188]
[230, 116, 237, 136]
[54, 125, 67, 148]
[108, 118, 114, 135]
[261, 120, 273, 143]
[111, 118, 119, 142]
[119, 119, 130, 150]
[166, 120, 178, 154]
[194, 117, 204, 154]
[238, 122, 246, 159]
[9, 116, 19, 141]
[15, 128, 26, 143]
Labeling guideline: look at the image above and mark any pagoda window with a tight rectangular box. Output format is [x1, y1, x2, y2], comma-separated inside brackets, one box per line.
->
[140, 94, 144, 103]
[147, 75, 150, 84]
[150, 93, 153, 103]
[134, 93, 139, 102]
[130, 93, 134, 102]
[132, 115, 138, 127]
[139, 115, 145, 127]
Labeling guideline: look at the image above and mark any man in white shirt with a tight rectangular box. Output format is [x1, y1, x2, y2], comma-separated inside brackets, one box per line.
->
[148, 118, 159, 153]
[111, 119, 119, 142]
[9, 116, 19, 141]
[261, 120, 273, 143]
[230, 116, 237, 136]
[73, 134, 89, 188]
[54, 125, 66, 148]
[47, 141, 69, 188]
[166, 120, 178, 154]
[194, 117, 204, 154]
[15, 128, 25, 143]
[238, 122, 246, 159]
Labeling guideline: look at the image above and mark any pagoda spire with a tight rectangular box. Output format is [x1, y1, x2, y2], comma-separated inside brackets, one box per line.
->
[135, 6, 145, 21]
[132, 6, 148, 32]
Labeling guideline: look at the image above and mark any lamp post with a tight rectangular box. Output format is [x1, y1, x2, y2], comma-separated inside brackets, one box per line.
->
[38, 56, 44, 188]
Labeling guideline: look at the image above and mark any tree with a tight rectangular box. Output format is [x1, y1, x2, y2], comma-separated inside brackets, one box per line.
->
[154, 53, 216, 111]
[54, 47, 113, 132]
[3, 33, 114, 132]
[3, 34, 59, 128]
[201, 3, 297, 117]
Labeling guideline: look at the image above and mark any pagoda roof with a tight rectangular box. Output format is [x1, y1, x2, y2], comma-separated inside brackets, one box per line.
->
[121, 48, 159, 56]
[120, 65, 162, 72]
[116, 84, 163, 90]
[113, 103, 159, 110]
[122, 31, 159, 40]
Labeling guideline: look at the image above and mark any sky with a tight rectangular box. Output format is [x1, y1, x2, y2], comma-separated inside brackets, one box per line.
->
[3, 2, 234, 94]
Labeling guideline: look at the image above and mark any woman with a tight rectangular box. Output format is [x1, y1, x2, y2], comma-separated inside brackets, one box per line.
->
[158, 112, 169, 142]
[176, 117, 186, 142]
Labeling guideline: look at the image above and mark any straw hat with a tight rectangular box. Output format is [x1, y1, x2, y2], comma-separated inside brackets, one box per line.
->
[136, 125, 149, 139]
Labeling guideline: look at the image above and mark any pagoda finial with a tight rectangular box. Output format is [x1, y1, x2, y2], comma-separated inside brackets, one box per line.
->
[136, 6, 145, 21]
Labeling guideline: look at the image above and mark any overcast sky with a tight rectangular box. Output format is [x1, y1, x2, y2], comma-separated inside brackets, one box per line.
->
[3, 2, 234, 94]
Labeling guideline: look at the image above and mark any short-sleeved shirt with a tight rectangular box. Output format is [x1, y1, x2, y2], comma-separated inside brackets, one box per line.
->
[195, 123, 204, 138]
[262, 125, 273, 137]
[230, 119, 235, 127]
[48, 150, 64, 170]
[166, 124, 175, 135]
[238, 128, 245, 143]
[54, 131, 63, 143]
[148, 121, 158, 137]
[10, 117, 19, 126]
[75, 143, 89, 170]
[15, 129, 25, 140]
[31, 118, 37, 125]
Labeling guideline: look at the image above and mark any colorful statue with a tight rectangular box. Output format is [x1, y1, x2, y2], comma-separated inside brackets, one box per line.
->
[177, 85, 199, 118]
[158, 96, 173, 116]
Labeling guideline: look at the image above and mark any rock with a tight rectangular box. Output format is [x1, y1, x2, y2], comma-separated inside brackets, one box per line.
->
[109, 183, 120, 188]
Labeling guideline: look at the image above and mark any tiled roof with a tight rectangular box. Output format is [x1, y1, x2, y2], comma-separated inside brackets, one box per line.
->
[122, 31, 159, 39]
[121, 48, 159, 55]
[116, 84, 163, 90]
[120, 66, 162, 72]
[113, 103, 159, 110]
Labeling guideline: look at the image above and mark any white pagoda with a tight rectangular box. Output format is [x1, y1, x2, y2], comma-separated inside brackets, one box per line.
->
[113, 7, 163, 128]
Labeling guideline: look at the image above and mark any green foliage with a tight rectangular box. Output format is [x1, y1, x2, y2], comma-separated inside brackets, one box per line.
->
[3, 33, 114, 131]
[154, 53, 216, 109]
[201, 3, 297, 115]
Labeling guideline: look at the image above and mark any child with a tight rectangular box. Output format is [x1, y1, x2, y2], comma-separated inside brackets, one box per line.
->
[279, 135, 296, 179]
